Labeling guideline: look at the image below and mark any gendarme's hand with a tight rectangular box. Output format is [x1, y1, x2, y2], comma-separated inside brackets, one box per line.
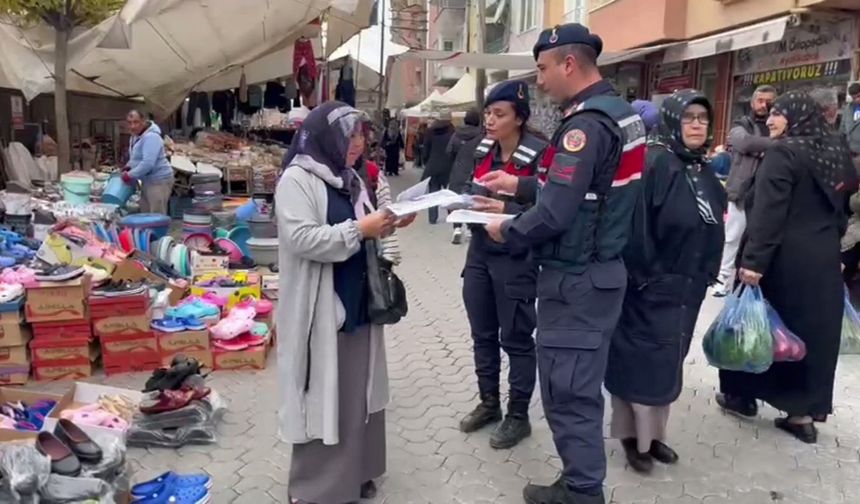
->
[484, 219, 506, 243]
[470, 195, 505, 214]
[738, 268, 762, 287]
[477, 171, 518, 194]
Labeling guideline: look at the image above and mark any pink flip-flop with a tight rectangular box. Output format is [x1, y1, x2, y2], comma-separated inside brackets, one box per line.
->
[210, 316, 255, 340]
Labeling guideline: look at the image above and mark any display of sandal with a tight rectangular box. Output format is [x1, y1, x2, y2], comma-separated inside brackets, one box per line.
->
[143, 356, 206, 393]
[53, 419, 103, 464]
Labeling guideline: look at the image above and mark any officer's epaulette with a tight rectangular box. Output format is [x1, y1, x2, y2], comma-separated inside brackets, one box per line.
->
[474, 137, 495, 159]
[511, 133, 546, 166]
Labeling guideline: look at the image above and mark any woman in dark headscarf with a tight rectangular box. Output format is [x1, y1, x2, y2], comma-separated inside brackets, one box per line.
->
[275, 101, 414, 503]
[718, 91, 851, 444]
[605, 89, 726, 473]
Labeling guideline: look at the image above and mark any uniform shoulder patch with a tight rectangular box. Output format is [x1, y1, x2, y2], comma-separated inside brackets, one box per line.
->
[562, 129, 586, 152]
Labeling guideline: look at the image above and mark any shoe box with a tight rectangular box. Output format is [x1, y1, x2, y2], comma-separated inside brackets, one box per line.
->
[31, 318, 91, 340]
[212, 337, 271, 371]
[112, 258, 187, 306]
[0, 387, 68, 441]
[191, 271, 261, 308]
[30, 336, 99, 381]
[89, 292, 150, 320]
[43, 382, 142, 442]
[0, 298, 31, 384]
[157, 330, 212, 368]
[25, 275, 91, 323]
[101, 331, 161, 376]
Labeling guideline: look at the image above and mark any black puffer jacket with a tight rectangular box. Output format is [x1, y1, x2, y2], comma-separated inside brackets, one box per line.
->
[421, 120, 455, 183]
[447, 125, 483, 194]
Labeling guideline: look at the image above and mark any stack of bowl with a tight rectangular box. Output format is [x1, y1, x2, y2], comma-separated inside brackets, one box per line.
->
[182, 210, 213, 240]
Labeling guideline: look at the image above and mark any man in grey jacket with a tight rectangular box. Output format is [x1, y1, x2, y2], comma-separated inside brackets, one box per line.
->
[842, 82, 860, 161]
[715, 85, 776, 297]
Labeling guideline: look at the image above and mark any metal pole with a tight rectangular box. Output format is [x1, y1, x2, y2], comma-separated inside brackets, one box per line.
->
[475, 0, 487, 109]
[377, 0, 386, 116]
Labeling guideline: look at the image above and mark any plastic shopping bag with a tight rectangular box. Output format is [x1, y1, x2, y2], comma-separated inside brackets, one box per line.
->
[841, 285, 860, 354]
[765, 302, 806, 362]
[703, 285, 773, 373]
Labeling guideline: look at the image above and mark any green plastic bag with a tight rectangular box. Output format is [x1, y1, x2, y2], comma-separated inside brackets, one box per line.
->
[703, 285, 773, 373]
[841, 285, 860, 355]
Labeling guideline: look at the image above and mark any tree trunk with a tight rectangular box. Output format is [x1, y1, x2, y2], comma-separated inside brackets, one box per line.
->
[54, 27, 71, 174]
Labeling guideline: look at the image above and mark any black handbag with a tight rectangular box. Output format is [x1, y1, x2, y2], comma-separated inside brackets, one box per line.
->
[365, 239, 408, 325]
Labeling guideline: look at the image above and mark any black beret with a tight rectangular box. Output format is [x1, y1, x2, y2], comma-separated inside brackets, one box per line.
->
[485, 80, 531, 121]
[533, 23, 603, 60]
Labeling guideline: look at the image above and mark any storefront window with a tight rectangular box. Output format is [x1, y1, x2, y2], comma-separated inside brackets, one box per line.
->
[604, 63, 643, 101]
[699, 56, 719, 109]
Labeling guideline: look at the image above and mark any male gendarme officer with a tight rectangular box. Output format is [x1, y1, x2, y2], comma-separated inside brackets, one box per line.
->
[483, 23, 647, 504]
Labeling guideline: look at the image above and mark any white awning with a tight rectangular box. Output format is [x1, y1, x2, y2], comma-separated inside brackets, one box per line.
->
[598, 41, 685, 67]
[392, 50, 534, 71]
[437, 72, 476, 107]
[663, 15, 790, 63]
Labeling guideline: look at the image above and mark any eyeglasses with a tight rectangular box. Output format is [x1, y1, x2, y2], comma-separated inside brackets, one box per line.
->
[681, 113, 710, 125]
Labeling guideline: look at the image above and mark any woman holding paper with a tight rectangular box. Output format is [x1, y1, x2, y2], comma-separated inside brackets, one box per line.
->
[275, 102, 414, 504]
[456, 80, 548, 450]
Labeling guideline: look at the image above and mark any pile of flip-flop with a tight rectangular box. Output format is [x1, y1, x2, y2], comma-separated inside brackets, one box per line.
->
[209, 298, 272, 351]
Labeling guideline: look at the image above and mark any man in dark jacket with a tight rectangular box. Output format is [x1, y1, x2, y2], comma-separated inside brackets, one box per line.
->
[447, 108, 483, 243]
[716, 84, 775, 297]
[422, 112, 456, 224]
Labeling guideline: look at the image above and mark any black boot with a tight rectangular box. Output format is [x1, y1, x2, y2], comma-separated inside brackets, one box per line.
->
[621, 438, 653, 474]
[360, 480, 377, 499]
[648, 440, 678, 464]
[459, 395, 502, 433]
[523, 478, 605, 504]
[489, 414, 531, 449]
[715, 393, 758, 418]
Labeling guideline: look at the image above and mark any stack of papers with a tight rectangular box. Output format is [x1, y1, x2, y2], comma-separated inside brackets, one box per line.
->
[446, 210, 515, 225]
[388, 179, 475, 216]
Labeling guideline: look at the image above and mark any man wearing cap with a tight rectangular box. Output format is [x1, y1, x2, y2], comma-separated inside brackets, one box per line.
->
[455, 80, 548, 450]
[481, 23, 646, 504]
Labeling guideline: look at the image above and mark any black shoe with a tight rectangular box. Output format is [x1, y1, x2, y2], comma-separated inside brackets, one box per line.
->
[715, 393, 758, 418]
[621, 438, 653, 474]
[54, 419, 103, 464]
[648, 440, 678, 464]
[489, 415, 531, 449]
[459, 396, 501, 433]
[523, 478, 604, 504]
[360, 480, 377, 499]
[775, 418, 818, 444]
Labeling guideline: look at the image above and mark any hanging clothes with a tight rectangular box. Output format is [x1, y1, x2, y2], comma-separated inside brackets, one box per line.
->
[212, 90, 236, 130]
[293, 37, 317, 82]
[264, 81, 287, 110]
[186, 92, 211, 128]
[239, 70, 248, 103]
[248, 85, 263, 109]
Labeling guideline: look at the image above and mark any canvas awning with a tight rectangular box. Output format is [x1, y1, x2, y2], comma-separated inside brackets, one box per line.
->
[0, 0, 371, 112]
[662, 15, 791, 63]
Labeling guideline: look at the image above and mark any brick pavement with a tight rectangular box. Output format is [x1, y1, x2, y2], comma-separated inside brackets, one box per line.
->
[34, 165, 860, 503]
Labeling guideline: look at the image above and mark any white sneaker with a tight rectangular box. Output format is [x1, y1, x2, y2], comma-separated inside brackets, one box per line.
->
[452, 228, 463, 244]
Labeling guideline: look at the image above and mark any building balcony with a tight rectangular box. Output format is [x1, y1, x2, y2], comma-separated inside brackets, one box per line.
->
[433, 65, 465, 87]
[589, 0, 688, 51]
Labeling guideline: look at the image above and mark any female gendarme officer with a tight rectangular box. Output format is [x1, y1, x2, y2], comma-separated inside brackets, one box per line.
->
[455, 80, 548, 449]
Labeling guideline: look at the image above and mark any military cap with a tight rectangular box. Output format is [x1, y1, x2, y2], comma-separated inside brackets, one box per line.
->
[485, 80, 531, 121]
[533, 23, 603, 60]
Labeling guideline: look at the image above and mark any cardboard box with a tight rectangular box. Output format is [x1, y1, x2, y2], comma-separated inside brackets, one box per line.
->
[213, 344, 268, 370]
[261, 274, 279, 291]
[102, 352, 161, 376]
[32, 362, 92, 382]
[0, 345, 29, 366]
[93, 312, 152, 338]
[100, 332, 158, 358]
[0, 322, 32, 347]
[89, 294, 149, 320]
[31, 319, 91, 341]
[44, 382, 141, 440]
[0, 297, 24, 322]
[161, 349, 213, 369]
[157, 330, 209, 354]
[191, 252, 230, 274]
[0, 365, 30, 385]
[30, 338, 97, 365]
[0, 388, 66, 440]
[112, 259, 187, 306]
[191, 271, 261, 308]
[25, 276, 91, 323]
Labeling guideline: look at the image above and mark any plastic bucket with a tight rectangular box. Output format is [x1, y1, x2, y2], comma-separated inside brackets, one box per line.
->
[101, 173, 135, 207]
[60, 172, 94, 205]
[120, 213, 172, 240]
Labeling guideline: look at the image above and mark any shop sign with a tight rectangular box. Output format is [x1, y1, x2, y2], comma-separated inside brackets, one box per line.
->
[737, 59, 851, 87]
[734, 17, 856, 75]
[10, 96, 23, 130]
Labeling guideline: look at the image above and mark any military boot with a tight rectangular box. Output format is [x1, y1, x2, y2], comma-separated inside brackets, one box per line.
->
[490, 402, 531, 449]
[459, 394, 502, 433]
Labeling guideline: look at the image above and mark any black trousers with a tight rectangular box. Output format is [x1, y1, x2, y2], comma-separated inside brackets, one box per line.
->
[462, 241, 537, 416]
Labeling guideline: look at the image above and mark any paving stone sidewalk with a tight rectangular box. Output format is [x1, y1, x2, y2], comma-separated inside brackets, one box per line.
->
[32, 165, 860, 503]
